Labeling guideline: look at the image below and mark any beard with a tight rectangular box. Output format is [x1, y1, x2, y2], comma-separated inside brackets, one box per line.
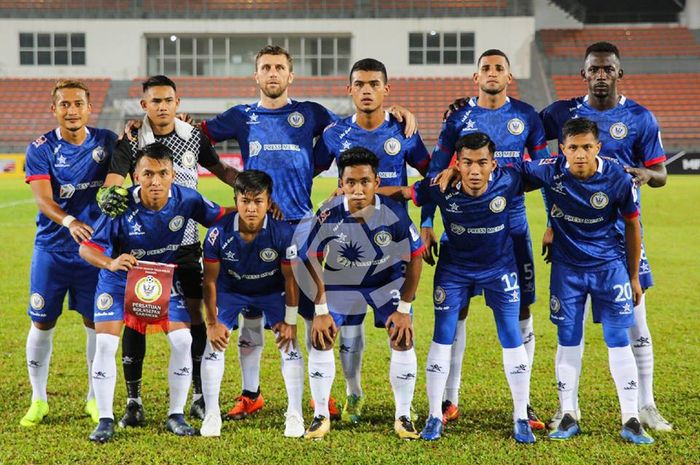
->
[481, 84, 506, 96]
[261, 82, 287, 99]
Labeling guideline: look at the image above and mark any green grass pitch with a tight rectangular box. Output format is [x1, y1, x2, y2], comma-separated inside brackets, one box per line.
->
[0, 175, 698, 465]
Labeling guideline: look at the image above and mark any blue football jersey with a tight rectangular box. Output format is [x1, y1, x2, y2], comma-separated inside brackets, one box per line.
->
[314, 111, 430, 186]
[412, 167, 522, 273]
[302, 195, 424, 289]
[85, 184, 224, 285]
[201, 99, 337, 221]
[25, 127, 117, 252]
[203, 213, 297, 296]
[521, 156, 639, 268]
[422, 97, 549, 226]
[540, 95, 666, 169]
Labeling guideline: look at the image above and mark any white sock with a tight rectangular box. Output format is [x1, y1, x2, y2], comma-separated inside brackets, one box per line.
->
[503, 345, 530, 421]
[280, 343, 304, 415]
[608, 345, 639, 424]
[26, 326, 54, 403]
[93, 333, 119, 420]
[303, 318, 313, 354]
[519, 316, 535, 368]
[444, 318, 466, 406]
[308, 348, 335, 418]
[339, 324, 364, 397]
[200, 340, 225, 415]
[238, 317, 264, 393]
[85, 327, 96, 402]
[555, 344, 583, 416]
[167, 329, 193, 416]
[390, 347, 417, 419]
[425, 341, 452, 419]
[629, 294, 655, 408]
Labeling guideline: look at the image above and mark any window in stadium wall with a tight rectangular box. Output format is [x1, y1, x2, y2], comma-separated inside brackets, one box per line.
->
[146, 35, 351, 76]
[408, 32, 474, 65]
[19, 33, 86, 66]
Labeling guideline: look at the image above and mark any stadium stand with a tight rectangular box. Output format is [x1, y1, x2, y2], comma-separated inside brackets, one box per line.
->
[552, 74, 700, 148]
[539, 26, 700, 58]
[0, 78, 110, 148]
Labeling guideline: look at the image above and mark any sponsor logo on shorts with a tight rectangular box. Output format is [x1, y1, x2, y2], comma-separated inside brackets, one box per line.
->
[169, 215, 185, 232]
[507, 118, 525, 136]
[384, 137, 401, 156]
[260, 248, 278, 262]
[434, 286, 446, 304]
[374, 230, 392, 247]
[92, 146, 106, 163]
[30, 293, 45, 310]
[135, 275, 163, 303]
[181, 151, 196, 169]
[590, 192, 609, 209]
[288, 112, 305, 128]
[620, 302, 632, 315]
[96, 293, 113, 311]
[610, 122, 628, 140]
[489, 196, 506, 213]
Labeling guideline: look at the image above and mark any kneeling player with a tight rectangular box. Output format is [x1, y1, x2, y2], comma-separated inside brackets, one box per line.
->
[522, 118, 653, 444]
[383, 132, 535, 443]
[199, 170, 304, 438]
[301, 148, 424, 440]
[79, 143, 230, 442]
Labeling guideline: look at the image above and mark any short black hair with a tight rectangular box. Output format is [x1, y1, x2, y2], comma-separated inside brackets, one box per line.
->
[455, 132, 496, 158]
[234, 170, 273, 198]
[349, 58, 388, 84]
[478, 49, 510, 67]
[584, 41, 620, 60]
[134, 142, 174, 168]
[142, 75, 177, 93]
[562, 117, 599, 141]
[337, 147, 379, 177]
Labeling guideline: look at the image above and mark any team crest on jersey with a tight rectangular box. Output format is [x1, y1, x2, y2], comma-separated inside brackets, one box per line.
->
[131, 249, 146, 259]
[374, 230, 392, 247]
[450, 223, 466, 235]
[550, 295, 561, 313]
[169, 216, 185, 232]
[507, 118, 525, 136]
[30, 293, 45, 310]
[434, 286, 446, 304]
[250, 140, 262, 157]
[609, 122, 628, 140]
[135, 275, 163, 303]
[489, 196, 507, 213]
[590, 192, 609, 209]
[96, 293, 113, 311]
[181, 151, 196, 169]
[384, 138, 401, 156]
[59, 184, 75, 199]
[92, 146, 106, 163]
[260, 248, 278, 262]
[550, 204, 564, 218]
[288, 112, 305, 128]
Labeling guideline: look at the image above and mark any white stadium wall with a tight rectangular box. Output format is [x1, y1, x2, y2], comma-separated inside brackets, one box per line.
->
[0, 17, 534, 79]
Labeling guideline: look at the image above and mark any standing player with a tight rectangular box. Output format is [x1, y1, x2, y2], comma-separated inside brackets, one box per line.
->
[387, 133, 535, 443]
[21, 80, 117, 427]
[540, 41, 671, 431]
[301, 148, 424, 440]
[199, 46, 417, 421]
[422, 49, 549, 427]
[99, 75, 239, 426]
[79, 143, 231, 443]
[522, 118, 653, 444]
[199, 170, 304, 438]
[312, 58, 430, 423]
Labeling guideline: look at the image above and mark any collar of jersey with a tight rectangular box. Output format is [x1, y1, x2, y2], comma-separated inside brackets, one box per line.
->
[469, 96, 510, 107]
[343, 194, 381, 213]
[55, 127, 90, 141]
[132, 185, 173, 204]
[582, 94, 627, 106]
[564, 156, 604, 174]
[233, 213, 268, 232]
[351, 111, 390, 125]
[255, 98, 292, 109]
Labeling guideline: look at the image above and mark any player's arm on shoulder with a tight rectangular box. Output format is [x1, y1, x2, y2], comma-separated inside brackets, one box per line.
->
[387, 105, 417, 137]
[206, 160, 240, 189]
[624, 162, 667, 188]
[376, 185, 413, 201]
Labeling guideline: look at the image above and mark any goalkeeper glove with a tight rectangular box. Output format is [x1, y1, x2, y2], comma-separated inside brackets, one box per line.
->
[96, 185, 129, 218]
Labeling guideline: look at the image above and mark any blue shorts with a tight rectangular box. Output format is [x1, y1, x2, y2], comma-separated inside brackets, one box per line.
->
[326, 278, 407, 329]
[92, 277, 189, 324]
[27, 249, 99, 323]
[216, 291, 285, 331]
[549, 261, 635, 329]
[433, 259, 521, 346]
[510, 219, 536, 307]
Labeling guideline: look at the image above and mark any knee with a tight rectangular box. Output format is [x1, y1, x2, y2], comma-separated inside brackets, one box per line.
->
[496, 320, 521, 349]
[603, 325, 629, 348]
[557, 324, 583, 347]
[96, 333, 120, 356]
[432, 313, 459, 345]
[168, 329, 193, 353]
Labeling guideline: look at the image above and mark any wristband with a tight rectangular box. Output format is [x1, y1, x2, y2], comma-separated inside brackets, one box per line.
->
[284, 305, 298, 325]
[315, 303, 329, 316]
[397, 300, 411, 314]
[62, 215, 76, 228]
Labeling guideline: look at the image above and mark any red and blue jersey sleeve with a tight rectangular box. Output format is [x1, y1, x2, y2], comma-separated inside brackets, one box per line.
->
[203, 225, 222, 263]
[526, 108, 551, 160]
[635, 110, 666, 167]
[82, 214, 116, 254]
[276, 221, 299, 265]
[617, 175, 640, 219]
[189, 190, 225, 228]
[24, 139, 51, 183]
[201, 106, 242, 145]
[539, 101, 568, 142]
[405, 131, 431, 175]
[313, 127, 337, 174]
